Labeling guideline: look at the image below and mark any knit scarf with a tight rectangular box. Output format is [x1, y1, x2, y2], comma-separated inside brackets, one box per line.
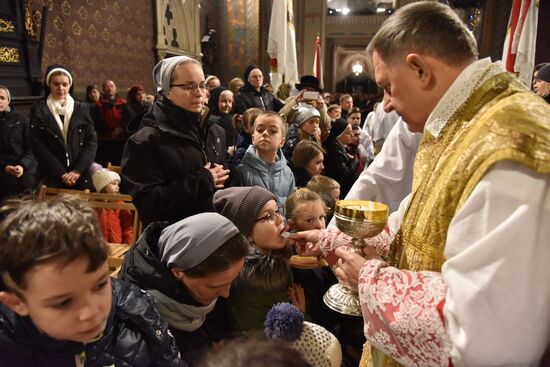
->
[148, 289, 217, 332]
[46, 94, 74, 144]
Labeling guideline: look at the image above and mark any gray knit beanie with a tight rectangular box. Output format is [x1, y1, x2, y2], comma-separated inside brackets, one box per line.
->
[292, 103, 321, 127]
[213, 186, 276, 236]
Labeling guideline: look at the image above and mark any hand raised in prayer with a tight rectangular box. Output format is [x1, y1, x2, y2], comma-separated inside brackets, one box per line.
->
[333, 247, 367, 293]
[205, 162, 229, 189]
[61, 170, 81, 186]
[12, 165, 24, 178]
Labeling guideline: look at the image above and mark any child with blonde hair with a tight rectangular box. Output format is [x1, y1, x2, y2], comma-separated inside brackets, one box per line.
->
[231, 107, 262, 167]
[306, 175, 341, 222]
[286, 188, 338, 329]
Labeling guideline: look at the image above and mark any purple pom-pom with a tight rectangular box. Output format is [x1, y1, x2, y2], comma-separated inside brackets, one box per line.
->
[264, 302, 304, 341]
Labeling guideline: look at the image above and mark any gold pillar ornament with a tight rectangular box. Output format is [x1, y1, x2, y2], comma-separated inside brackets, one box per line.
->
[323, 200, 388, 316]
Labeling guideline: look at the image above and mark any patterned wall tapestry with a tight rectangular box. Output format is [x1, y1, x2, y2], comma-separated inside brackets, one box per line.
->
[27, 0, 156, 95]
[219, 0, 259, 85]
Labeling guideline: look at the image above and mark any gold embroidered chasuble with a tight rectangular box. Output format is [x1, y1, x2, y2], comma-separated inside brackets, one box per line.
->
[367, 72, 550, 367]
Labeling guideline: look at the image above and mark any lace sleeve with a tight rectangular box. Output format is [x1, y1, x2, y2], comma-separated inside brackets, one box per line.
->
[358, 259, 451, 367]
[319, 226, 392, 257]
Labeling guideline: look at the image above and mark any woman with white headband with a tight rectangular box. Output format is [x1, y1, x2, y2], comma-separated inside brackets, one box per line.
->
[29, 64, 97, 190]
[0, 85, 37, 201]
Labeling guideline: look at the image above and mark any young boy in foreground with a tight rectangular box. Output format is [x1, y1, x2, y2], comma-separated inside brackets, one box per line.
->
[0, 195, 184, 367]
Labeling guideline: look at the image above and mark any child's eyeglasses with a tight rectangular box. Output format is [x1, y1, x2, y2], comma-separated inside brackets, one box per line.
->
[255, 207, 283, 224]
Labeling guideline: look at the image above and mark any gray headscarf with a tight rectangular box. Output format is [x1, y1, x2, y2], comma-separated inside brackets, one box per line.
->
[158, 212, 240, 270]
[152, 55, 199, 93]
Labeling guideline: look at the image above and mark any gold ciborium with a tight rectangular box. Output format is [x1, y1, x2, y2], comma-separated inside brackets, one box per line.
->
[323, 200, 388, 316]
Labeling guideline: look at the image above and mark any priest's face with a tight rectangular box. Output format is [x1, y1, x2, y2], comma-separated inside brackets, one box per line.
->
[373, 51, 429, 133]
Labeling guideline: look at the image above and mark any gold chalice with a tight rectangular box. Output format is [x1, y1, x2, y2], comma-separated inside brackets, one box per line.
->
[323, 200, 388, 316]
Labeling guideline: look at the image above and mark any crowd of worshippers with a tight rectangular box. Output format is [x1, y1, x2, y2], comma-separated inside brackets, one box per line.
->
[1, 3, 550, 364]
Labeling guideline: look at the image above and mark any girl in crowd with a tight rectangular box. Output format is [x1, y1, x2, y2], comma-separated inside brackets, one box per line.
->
[123, 83, 151, 129]
[286, 188, 338, 328]
[306, 175, 341, 223]
[327, 104, 342, 121]
[214, 186, 304, 333]
[119, 212, 248, 364]
[290, 140, 325, 187]
[208, 86, 235, 147]
[283, 103, 321, 161]
[91, 165, 134, 244]
[30, 64, 97, 190]
[0, 86, 37, 202]
[85, 84, 101, 104]
[231, 107, 261, 167]
[322, 119, 358, 198]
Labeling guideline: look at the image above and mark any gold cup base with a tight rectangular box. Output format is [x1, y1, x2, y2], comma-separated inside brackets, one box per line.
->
[323, 283, 362, 317]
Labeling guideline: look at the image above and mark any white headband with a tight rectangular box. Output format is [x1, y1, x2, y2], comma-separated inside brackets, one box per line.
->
[45, 67, 73, 87]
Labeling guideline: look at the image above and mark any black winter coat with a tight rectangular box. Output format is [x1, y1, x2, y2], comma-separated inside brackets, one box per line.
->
[233, 84, 284, 115]
[29, 99, 97, 190]
[0, 278, 185, 367]
[119, 222, 231, 364]
[121, 100, 217, 227]
[0, 111, 37, 199]
[323, 138, 359, 197]
[0, 111, 36, 173]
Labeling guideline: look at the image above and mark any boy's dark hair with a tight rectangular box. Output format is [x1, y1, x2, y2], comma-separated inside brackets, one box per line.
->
[349, 107, 361, 115]
[183, 233, 248, 277]
[0, 195, 109, 291]
[199, 338, 312, 367]
[253, 110, 288, 136]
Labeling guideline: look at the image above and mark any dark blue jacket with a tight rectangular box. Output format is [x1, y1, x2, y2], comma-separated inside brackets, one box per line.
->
[0, 278, 185, 367]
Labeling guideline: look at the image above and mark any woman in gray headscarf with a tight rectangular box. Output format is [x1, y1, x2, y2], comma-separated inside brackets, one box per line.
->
[119, 212, 248, 364]
[121, 56, 230, 227]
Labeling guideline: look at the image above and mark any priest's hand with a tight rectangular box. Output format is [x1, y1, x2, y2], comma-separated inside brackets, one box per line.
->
[288, 229, 322, 256]
[334, 247, 367, 292]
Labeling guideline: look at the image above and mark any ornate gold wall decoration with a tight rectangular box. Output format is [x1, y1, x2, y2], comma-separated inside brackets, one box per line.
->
[0, 47, 20, 63]
[78, 5, 88, 20]
[61, 0, 71, 16]
[0, 19, 16, 33]
[53, 15, 64, 31]
[24, 2, 37, 37]
[26, 0, 155, 93]
[72, 20, 81, 36]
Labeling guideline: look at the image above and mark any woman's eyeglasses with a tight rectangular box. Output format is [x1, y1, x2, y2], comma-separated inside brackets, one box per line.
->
[255, 207, 283, 224]
[170, 82, 208, 91]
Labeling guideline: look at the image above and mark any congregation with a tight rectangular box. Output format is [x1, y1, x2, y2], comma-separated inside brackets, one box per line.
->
[0, 1, 549, 367]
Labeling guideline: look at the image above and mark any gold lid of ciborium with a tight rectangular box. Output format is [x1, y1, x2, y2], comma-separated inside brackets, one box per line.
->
[335, 200, 388, 222]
